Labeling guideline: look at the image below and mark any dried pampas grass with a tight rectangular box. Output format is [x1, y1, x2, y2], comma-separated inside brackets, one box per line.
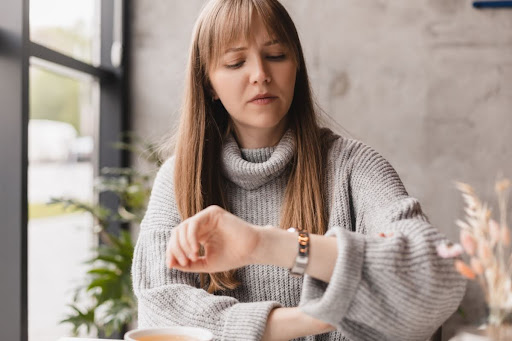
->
[437, 177, 511, 325]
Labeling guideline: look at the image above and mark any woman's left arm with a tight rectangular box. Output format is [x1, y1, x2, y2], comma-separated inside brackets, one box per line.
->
[293, 142, 468, 341]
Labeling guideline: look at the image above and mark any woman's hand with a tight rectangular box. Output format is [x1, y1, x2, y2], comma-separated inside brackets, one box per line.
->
[166, 205, 261, 273]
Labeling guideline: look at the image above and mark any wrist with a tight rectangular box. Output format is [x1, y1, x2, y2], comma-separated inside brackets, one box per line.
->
[252, 226, 296, 268]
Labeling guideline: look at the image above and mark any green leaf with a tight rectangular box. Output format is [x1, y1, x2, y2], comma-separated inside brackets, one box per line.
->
[94, 254, 125, 268]
[107, 231, 134, 262]
[59, 304, 97, 336]
[87, 268, 121, 277]
[120, 230, 134, 250]
[95, 298, 136, 337]
[87, 276, 122, 304]
[47, 198, 112, 230]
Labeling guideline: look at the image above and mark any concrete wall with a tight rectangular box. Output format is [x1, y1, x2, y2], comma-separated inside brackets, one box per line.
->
[130, 1, 512, 338]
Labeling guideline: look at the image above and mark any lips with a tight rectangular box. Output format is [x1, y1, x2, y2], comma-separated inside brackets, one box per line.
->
[249, 93, 277, 102]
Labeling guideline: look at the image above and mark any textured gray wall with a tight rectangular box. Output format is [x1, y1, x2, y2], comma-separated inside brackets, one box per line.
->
[130, 1, 512, 339]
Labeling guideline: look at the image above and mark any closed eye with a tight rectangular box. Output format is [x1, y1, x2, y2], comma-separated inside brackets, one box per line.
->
[226, 61, 244, 69]
[225, 54, 286, 69]
[267, 54, 286, 60]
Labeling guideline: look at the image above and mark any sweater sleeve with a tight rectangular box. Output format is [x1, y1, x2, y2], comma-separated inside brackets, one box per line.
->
[298, 141, 467, 341]
[132, 157, 281, 341]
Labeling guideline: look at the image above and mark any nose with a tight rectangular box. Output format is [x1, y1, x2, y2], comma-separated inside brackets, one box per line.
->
[249, 57, 271, 84]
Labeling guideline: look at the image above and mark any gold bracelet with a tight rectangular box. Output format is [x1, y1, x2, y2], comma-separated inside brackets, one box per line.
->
[287, 227, 309, 277]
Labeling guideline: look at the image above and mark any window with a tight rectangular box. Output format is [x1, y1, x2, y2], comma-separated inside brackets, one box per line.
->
[28, 62, 99, 340]
[0, 1, 129, 340]
[30, 0, 100, 65]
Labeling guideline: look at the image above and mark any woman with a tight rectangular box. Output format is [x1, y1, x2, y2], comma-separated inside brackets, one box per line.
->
[132, 0, 466, 340]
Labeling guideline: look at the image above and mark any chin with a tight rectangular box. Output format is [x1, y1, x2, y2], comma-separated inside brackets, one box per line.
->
[254, 114, 287, 128]
[251, 121, 285, 130]
[233, 113, 288, 132]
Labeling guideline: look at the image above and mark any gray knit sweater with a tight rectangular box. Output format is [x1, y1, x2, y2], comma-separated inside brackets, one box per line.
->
[132, 129, 466, 341]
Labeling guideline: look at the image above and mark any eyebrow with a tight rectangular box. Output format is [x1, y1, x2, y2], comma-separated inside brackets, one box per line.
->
[224, 39, 280, 53]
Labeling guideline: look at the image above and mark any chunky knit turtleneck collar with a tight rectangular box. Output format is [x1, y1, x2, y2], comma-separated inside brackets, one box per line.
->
[220, 129, 296, 190]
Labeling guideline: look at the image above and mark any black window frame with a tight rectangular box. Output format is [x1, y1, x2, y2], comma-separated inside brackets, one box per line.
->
[0, 0, 130, 340]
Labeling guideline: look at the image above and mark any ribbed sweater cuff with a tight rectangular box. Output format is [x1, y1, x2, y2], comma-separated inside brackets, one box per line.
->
[298, 226, 365, 326]
[222, 301, 282, 341]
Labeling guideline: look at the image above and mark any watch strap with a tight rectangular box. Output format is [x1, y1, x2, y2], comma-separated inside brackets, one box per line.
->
[287, 227, 310, 277]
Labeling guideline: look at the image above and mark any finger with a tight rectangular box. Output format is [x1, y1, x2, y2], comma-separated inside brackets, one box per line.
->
[179, 223, 194, 261]
[187, 221, 200, 261]
[166, 235, 179, 269]
[171, 228, 188, 267]
[168, 253, 178, 268]
[171, 257, 208, 273]
[193, 206, 220, 240]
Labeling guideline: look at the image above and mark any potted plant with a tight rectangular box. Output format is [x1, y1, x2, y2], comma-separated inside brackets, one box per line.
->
[50, 134, 163, 337]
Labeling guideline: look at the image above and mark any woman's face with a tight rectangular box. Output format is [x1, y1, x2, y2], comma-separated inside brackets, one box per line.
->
[208, 15, 297, 142]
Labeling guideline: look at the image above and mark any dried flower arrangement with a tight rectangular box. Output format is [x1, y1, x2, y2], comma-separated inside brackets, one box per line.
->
[437, 177, 511, 328]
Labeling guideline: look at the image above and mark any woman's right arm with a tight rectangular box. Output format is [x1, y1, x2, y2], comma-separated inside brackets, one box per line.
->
[132, 158, 281, 340]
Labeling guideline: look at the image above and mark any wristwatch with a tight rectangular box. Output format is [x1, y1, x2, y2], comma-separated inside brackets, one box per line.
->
[287, 227, 310, 277]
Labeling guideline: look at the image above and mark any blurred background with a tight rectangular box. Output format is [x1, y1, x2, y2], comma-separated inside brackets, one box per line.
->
[1, 0, 511, 340]
[27, 1, 98, 340]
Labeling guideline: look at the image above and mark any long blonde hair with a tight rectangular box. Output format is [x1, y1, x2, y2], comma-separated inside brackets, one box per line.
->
[172, 0, 331, 294]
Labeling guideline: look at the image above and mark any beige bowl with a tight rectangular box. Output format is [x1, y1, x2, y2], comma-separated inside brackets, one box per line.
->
[124, 327, 214, 341]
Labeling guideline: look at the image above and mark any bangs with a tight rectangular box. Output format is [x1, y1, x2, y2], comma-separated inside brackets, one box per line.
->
[197, 0, 299, 72]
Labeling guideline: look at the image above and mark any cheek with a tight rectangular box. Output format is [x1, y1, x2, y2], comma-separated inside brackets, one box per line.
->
[210, 75, 248, 120]
[282, 65, 297, 96]
[289, 70, 297, 90]
[212, 73, 244, 100]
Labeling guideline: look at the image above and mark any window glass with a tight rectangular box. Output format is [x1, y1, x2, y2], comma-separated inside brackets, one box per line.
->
[30, 0, 100, 65]
[28, 64, 99, 341]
